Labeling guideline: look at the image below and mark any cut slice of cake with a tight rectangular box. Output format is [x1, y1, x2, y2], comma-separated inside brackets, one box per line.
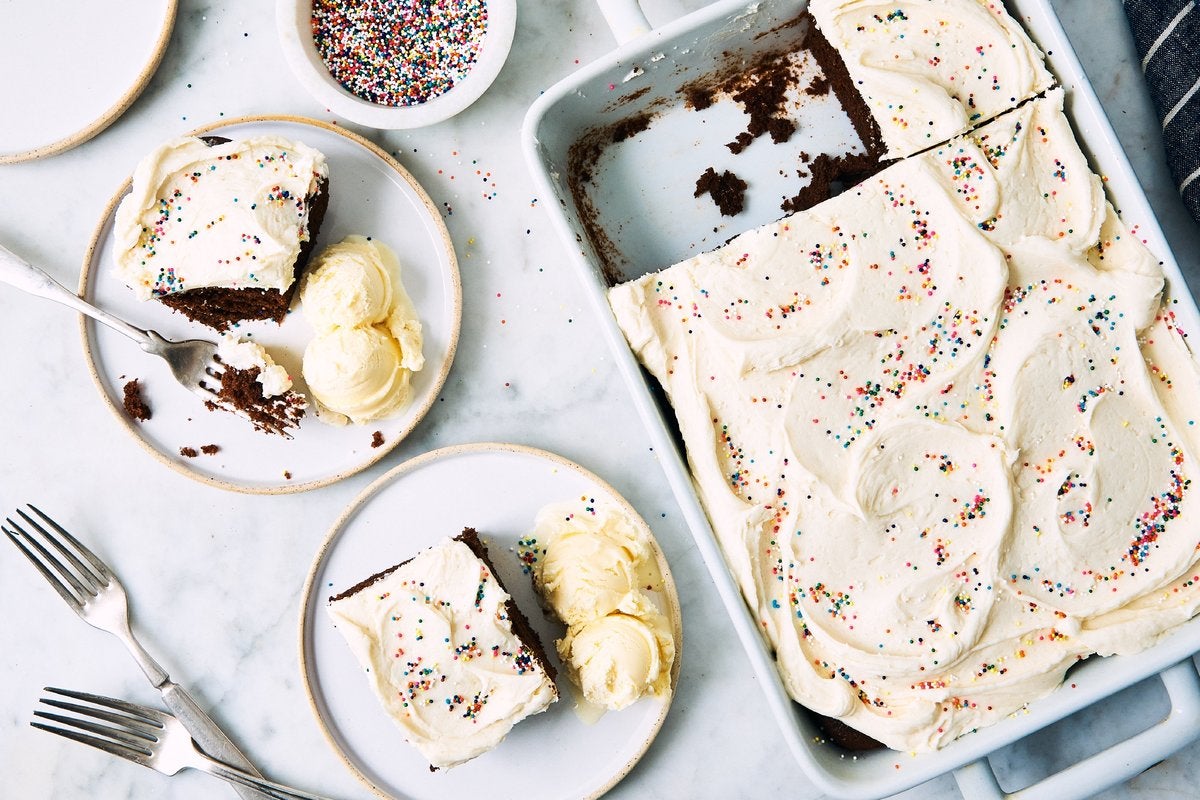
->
[808, 0, 1055, 159]
[327, 529, 558, 770]
[112, 135, 329, 331]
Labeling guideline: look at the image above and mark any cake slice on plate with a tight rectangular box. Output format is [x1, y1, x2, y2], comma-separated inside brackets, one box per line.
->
[327, 529, 558, 770]
[112, 134, 329, 331]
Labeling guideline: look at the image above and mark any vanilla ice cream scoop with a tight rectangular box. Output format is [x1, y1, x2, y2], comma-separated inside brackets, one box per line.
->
[300, 237, 393, 333]
[533, 504, 651, 625]
[300, 235, 423, 425]
[559, 610, 674, 711]
[530, 501, 675, 712]
[538, 527, 638, 627]
[303, 326, 409, 424]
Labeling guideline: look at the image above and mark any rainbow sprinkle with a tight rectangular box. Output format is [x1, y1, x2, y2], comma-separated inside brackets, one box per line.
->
[311, 0, 489, 107]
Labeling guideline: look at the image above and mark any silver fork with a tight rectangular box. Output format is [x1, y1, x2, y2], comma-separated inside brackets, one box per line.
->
[0, 241, 223, 402]
[33, 688, 335, 800]
[3, 505, 270, 800]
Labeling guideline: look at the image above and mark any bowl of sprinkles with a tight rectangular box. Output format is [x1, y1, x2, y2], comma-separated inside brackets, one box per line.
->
[277, 0, 516, 129]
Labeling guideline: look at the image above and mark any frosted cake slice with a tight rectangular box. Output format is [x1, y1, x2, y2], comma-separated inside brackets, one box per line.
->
[327, 529, 557, 770]
[809, 0, 1055, 159]
[112, 135, 329, 331]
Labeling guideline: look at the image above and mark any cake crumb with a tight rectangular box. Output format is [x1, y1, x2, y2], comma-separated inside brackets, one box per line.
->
[611, 111, 653, 143]
[200, 444, 220, 455]
[179, 447, 199, 458]
[123, 379, 151, 422]
[283, 470, 292, 480]
[694, 167, 748, 216]
[683, 85, 714, 110]
[806, 74, 830, 96]
[371, 431, 385, 448]
[780, 152, 878, 214]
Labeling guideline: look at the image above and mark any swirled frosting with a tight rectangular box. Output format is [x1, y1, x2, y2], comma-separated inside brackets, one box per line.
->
[808, 0, 1054, 159]
[609, 89, 1200, 751]
[113, 136, 327, 299]
[327, 537, 557, 769]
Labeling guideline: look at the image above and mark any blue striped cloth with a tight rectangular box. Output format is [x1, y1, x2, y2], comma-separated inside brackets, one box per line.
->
[1124, 0, 1200, 223]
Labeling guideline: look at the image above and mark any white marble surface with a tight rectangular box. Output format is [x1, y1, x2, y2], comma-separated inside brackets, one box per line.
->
[1, 1, 1198, 799]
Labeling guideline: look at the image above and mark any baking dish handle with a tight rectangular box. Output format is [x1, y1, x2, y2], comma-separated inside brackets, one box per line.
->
[596, 0, 652, 45]
[952, 658, 1200, 800]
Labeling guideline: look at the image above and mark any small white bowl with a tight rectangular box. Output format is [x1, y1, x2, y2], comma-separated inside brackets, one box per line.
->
[277, 0, 516, 129]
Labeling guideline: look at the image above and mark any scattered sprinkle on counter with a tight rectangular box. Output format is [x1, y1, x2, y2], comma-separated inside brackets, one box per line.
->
[311, 0, 489, 107]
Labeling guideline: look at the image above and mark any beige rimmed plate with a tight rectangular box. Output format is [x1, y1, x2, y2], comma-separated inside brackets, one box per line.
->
[79, 116, 461, 494]
[0, 0, 177, 164]
[298, 443, 683, 800]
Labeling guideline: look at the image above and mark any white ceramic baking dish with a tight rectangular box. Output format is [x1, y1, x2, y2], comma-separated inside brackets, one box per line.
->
[521, 1, 1200, 797]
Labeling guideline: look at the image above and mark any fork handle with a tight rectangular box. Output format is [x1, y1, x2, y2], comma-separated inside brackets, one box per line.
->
[194, 752, 338, 800]
[160, 682, 270, 782]
[0, 242, 153, 347]
[120, 628, 271, 799]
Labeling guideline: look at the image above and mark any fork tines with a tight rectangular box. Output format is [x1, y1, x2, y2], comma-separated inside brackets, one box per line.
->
[2, 505, 112, 610]
[202, 354, 225, 392]
[32, 688, 164, 763]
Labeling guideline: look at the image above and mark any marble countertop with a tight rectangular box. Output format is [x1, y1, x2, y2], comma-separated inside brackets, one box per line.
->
[2, 1, 1198, 799]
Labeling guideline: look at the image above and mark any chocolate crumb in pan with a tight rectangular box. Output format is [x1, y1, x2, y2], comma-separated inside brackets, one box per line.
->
[567, 11, 887, 286]
[694, 167, 748, 216]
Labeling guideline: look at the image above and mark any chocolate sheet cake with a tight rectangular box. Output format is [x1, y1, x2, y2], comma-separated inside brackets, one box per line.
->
[603, 0, 1190, 755]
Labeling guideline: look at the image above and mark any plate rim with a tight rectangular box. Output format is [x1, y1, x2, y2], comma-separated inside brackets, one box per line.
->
[296, 441, 684, 800]
[0, 0, 179, 165]
[77, 114, 463, 495]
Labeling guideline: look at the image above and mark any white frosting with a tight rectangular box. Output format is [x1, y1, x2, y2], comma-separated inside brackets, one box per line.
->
[608, 89, 1200, 751]
[326, 538, 557, 770]
[113, 136, 327, 299]
[216, 335, 295, 398]
[300, 236, 424, 425]
[531, 502, 675, 711]
[809, 0, 1054, 159]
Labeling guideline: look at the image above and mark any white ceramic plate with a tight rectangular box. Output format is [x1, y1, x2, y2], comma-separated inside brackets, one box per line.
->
[0, 0, 177, 164]
[80, 116, 461, 494]
[298, 443, 683, 800]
